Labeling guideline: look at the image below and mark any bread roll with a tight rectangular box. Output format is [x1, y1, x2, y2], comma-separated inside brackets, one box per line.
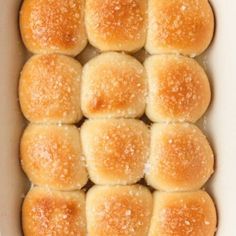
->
[86, 185, 152, 236]
[19, 54, 82, 124]
[81, 119, 150, 185]
[146, 0, 214, 56]
[20, 124, 88, 190]
[81, 52, 147, 118]
[145, 55, 211, 122]
[85, 0, 147, 52]
[20, 0, 87, 56]
[22, 187, 86, 236]
[145, 123, 214, 191]
[148, 191, 217, 236]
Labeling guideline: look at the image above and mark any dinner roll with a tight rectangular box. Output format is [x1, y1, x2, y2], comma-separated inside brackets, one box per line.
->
[20, 0, 87, 56]
[86, 185, 152, 236]
[22, 187, 86, 236]
[19, 54, 82, 124]
[148, 191, 217, 236]
[20, 124, 88, 190]
[81, 119, 150, 185]
[145, 55, 211, 122]
[81, 52, 147, 118]
[145, 123, 214, 191]
[85, 0, 147, 52]
[146, 0, 214, 56]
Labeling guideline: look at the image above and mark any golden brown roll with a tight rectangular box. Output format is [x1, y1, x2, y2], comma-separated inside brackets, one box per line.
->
[148, 191, 217, 236]
[20, 124, 88, 190]
[146, 0, 214, 56]
[81, 119, 150, 185]
[20, 0, 87, 56]
[145, 55, 211, 122]
[86, 185, 152, 236]
[22, 187, 86, 236]
[19, 54, 82, 124]
[145, 123, 214, 191]
[81, 52, 147, 118]
[85, 0, 147, 52]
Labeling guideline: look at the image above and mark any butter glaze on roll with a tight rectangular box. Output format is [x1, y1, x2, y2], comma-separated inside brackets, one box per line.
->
[85, 0, 147, 52]
[81, 52, 147, 118]
[86, 185, 152, 236]
[20, 0, 87, 56]
[145, 123, 214, 191]
[20, 124, 88, 190]
[19, 54, 82, 124]
[146, 0, 214, 56]
[145, 55, 211, 122]
[22, 187, 86, 236]
[148, 191, 217, 236]
[81, 119, 150, 185]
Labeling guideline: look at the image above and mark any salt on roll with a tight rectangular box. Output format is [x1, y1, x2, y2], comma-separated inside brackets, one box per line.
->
[19, 54, 82, 124]
[145, 123, 214, 191]
[20, 124, 88, 190]
[22, 187, 86, 236]
[145, 55, 211, 123]
[81, 119, 150, 185]
[148, 191, 217, 236]
[81, 52, 147, 118]
[86, 185, 152, 236]
[146, 0, 214, 56]
[85, 0, 147, 52]
[20, 0, 87, 56]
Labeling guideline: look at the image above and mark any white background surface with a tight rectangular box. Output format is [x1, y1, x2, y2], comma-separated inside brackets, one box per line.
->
[0, 0, 236, 235]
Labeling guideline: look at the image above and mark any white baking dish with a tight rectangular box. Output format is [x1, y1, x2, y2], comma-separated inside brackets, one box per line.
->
[1, 0, 236, 235]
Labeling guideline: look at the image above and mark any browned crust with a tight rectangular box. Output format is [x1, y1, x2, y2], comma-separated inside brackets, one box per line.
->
[146, 0, 214, 55]
[85, 0, 147, 51]
[19, 54, 82, 123]
[145, 55, 211, 122]
[86, 185, 153, 236]
[81, 119, 150, 184]
[81, 52, 147, 118]
[149, 191, 217, 236]
[20, 124, 88, 190]
[146, 123, 214, 191]
[22, 187, 86, 236]
[20, 0, 87, 55]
